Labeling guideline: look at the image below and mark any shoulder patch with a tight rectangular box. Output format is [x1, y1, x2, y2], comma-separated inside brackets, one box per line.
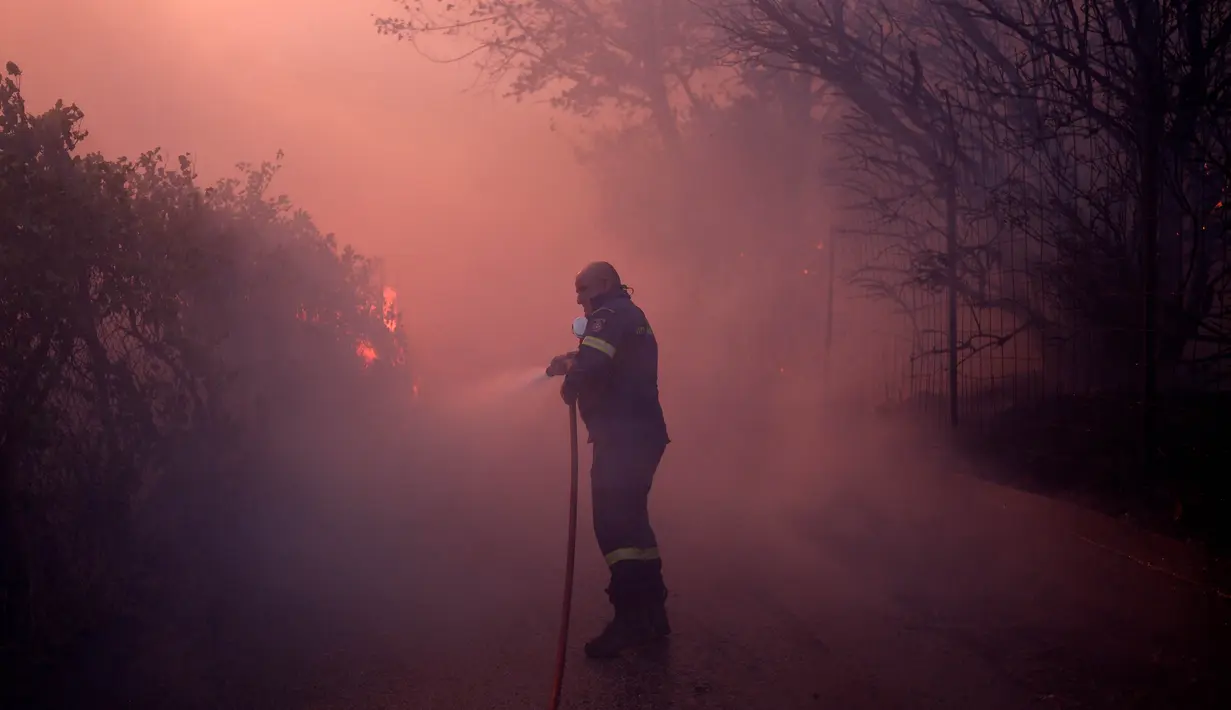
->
[590, 318, 605, 333]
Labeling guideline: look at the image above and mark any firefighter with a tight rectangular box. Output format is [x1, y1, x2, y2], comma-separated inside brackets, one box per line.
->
[546, 261, 670, 658]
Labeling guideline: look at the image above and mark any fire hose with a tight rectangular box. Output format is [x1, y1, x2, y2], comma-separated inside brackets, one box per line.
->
[545, 316, 588, 709]
[547, 399, 580, 710]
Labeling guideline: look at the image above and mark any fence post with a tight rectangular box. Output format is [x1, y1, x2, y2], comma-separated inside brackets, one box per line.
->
[1138, 2, 1164, 481]
[823, 223, 837, 378]
[944, 92, 960, 428]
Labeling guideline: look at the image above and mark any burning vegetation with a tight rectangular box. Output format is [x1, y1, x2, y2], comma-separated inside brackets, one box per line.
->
[0, 61, 414, 706]
[356, 286, 401, 366]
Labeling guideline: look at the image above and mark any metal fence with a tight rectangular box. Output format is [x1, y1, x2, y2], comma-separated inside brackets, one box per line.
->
[827, 89, 1230, 431]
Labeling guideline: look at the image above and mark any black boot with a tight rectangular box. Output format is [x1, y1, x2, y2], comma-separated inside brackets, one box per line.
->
[647, 585, 671, 638]
[583, 587, 654, 659]
[584, 560, 669, 659]
[642, 559, 670, 639]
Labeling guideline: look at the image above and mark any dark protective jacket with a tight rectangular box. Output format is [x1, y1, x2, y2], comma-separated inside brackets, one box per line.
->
[563, 289, 669, 445]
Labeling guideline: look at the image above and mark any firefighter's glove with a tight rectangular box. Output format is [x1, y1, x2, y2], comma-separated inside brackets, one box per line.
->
[546, 351, 577, 377]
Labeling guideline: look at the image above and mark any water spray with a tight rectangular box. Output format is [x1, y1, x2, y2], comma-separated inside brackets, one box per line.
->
[433, 367, 555, 420]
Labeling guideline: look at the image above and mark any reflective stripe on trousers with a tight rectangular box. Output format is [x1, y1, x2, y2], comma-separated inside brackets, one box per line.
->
[604, 546, 660, 567]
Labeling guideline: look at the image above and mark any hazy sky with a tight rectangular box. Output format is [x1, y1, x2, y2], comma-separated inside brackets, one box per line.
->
[4, 0, 604, 380]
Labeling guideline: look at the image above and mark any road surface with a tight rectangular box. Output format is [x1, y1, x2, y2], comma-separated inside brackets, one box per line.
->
[146, 406, 1227, 710]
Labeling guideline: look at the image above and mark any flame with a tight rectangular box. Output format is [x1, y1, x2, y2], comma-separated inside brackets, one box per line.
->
[382, 287, 398, 332]
[356, 286, 400, 366]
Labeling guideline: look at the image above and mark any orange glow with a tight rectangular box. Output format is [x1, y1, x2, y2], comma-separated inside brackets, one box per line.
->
[816, 241, 824, 250]
[356, 286, 399, 366]
[802, 269, 810, 275]
[383, 286, 398, 332]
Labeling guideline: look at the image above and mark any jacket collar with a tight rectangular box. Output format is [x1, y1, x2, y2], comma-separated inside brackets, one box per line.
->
[589, 288, 629, 310]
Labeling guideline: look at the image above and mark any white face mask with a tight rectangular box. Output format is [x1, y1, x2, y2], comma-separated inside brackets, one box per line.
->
[571, 316, 588, 339]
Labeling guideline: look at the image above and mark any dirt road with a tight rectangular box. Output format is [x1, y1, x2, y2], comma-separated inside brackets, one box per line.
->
[135, 409, 1227, 710]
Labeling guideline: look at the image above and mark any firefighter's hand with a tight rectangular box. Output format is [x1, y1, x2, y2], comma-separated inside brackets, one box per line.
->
[545, 352, 577, 377]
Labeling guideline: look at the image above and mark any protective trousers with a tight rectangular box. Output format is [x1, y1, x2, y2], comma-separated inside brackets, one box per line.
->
[590, 435, 667, 612]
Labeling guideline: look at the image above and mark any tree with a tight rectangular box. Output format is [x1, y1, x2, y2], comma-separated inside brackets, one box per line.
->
[0, 61, 411, 705]
[375, 0, 719, 146]
[957, 0, 1231, 389]
[712, 0, 1231, 399]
